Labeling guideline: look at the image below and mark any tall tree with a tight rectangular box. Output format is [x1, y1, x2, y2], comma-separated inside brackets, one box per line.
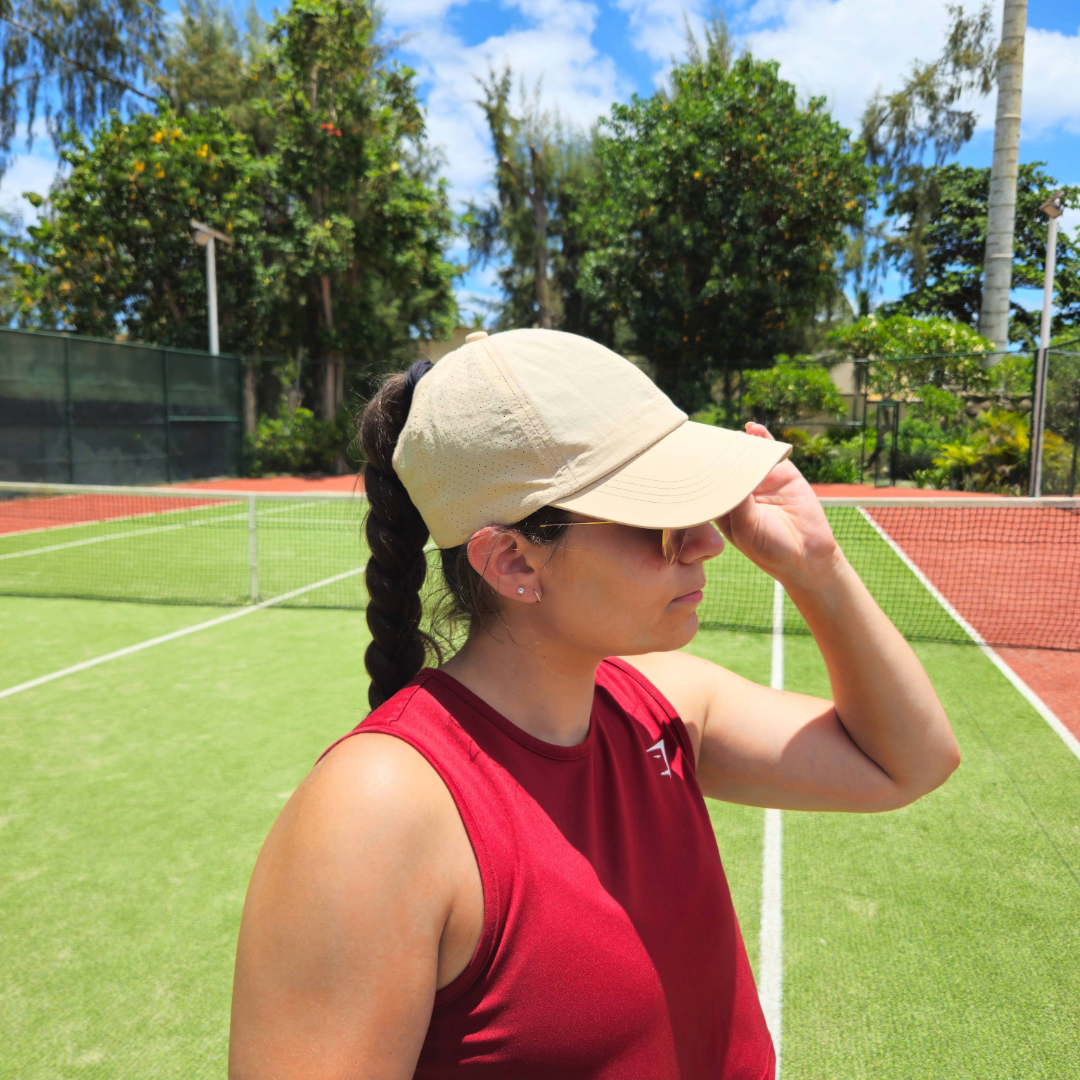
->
[0, 0, 164, 178]
[153, 0, 274, 150]
[884, 163, 1080, 345]
[978, 0, 1027, 352]
[251, 0, 458, 417]
[855, 3, 998, 314]
[466, 69, 602, 336]
[578, 42, 872, 410]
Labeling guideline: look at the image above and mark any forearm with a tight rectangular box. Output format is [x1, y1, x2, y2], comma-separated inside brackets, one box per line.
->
[782, 551, 960, 800]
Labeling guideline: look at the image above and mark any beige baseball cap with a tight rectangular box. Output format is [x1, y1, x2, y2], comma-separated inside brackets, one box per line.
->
[393, 328, 791, 549]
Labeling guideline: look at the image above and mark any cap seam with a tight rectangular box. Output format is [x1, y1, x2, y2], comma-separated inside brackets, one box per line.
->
[481, 337, 579, 488]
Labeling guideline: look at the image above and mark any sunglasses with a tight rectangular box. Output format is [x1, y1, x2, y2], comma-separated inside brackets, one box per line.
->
[530, 520, 695, 565]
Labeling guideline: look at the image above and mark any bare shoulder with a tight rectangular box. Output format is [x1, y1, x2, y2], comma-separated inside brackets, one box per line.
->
[242, 730, 471, 942]
[230, 732, 479, 1078]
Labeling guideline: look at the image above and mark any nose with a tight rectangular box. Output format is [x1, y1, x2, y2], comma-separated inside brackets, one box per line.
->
[678, 521, 725, 564]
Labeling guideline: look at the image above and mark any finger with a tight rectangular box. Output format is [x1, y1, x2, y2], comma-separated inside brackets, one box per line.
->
[716, 494, 755, 542]
[744, 422, 776, 441]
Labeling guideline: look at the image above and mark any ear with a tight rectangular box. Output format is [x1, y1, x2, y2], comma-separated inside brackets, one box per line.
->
[466, 527, 543, 604]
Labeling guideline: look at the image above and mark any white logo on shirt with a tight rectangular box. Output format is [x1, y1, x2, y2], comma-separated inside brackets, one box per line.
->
[646, 738, 672, 778]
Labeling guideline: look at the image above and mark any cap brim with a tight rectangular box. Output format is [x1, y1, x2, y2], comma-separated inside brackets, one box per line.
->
[550, 421, 791, 528]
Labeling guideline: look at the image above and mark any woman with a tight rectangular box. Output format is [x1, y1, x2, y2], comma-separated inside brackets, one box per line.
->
[230, 330, 959, 1079]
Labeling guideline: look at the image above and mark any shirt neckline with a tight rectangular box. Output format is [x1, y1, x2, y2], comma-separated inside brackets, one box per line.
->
[420, 668, 597, 761]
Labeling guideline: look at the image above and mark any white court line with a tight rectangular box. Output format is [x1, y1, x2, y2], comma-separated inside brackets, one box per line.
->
[0, 498, 237, 541]
[759, 578, 785, 1077]
[0, 567, 364, 702]
[0, 502, 309, 563]
[856, 508, 1080, 764]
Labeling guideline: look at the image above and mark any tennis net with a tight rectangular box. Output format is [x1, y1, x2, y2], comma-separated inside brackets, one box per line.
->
[1, 483, 1078, 651]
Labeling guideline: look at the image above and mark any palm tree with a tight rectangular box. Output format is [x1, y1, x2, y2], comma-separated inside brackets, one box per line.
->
[977, 0, 1028, 355]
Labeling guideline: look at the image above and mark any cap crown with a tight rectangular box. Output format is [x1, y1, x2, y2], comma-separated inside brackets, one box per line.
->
[393, 329, 686, 548]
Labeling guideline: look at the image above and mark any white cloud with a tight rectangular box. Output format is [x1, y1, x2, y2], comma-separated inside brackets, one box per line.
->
[736, 0, 1080, 145]
[386, 0, 630, 207]
[1022, 25, 1080, 138]
[738, 0, 975, 132]
[614, 0, 708, 65]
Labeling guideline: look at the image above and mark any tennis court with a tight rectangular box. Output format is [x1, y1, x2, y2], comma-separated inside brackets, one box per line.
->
[1, 484, 1079, 1078]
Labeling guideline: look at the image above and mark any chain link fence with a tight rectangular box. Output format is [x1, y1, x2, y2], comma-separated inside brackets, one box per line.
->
[704, 344, 1080, 494]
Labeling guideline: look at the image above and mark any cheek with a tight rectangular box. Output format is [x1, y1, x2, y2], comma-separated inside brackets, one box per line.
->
[558, 542, 676, 628]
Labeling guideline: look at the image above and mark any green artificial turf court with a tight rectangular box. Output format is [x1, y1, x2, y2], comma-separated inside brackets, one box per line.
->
[0, 495, 369, 608]
[2, 547, 1080, 1077]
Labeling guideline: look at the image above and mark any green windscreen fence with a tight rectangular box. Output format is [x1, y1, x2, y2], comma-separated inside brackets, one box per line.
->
[0, 328, 243, 484]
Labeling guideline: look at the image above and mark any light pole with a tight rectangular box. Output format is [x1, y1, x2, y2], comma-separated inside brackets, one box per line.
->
[1029, 190, 1064, 496]
[190, 220, 233, 356]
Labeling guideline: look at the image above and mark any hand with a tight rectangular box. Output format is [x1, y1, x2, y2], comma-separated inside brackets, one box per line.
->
[714, 423, 839, 588]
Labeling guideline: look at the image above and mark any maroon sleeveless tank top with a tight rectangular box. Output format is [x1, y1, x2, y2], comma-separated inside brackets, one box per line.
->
[324, 660, 775, 1079]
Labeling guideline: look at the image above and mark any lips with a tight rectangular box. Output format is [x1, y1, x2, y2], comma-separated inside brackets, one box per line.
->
[672, 587, 704, 605]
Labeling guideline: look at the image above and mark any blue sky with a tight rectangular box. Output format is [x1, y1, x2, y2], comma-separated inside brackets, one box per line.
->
[3, 0, 1078, 320]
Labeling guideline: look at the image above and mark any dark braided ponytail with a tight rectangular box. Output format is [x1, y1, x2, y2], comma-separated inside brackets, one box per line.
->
[359, 362, 573, 712]
[359, 369, 437, 710]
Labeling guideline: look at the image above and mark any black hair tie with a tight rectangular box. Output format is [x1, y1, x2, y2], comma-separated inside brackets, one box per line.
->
[401, 359, 433, 412]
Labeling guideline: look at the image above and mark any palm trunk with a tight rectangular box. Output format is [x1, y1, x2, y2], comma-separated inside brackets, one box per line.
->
[977, 0, 1028, 358]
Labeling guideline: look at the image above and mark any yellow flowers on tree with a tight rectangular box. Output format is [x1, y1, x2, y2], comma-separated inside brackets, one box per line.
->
[13, 0, 459, 440]
[15, 108, 273, 348]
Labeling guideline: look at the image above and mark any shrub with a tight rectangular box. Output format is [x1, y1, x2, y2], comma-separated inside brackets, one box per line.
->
[742, 363, 848, 434]
[927, 408, 1069, 493]
[244, 407, 354, 476]
[782, 428, 864, 483]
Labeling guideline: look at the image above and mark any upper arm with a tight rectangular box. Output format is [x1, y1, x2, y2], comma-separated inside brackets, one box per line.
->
[229, 733, 470, 1080]
[623, 651, 906, 812]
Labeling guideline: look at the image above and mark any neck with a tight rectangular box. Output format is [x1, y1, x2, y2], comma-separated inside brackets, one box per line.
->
[440, 625, 601, 747]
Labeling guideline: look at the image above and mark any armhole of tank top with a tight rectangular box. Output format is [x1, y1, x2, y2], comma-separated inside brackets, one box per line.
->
[334, 724, 500, 1010]
[600, 657, 698, 774]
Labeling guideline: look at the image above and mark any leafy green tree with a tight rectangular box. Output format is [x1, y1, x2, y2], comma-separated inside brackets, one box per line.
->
[741, 363, 848, 431]
[254, 0, 458, 417]
[827, 314, 995, 398]
[14, 107, 274, 350]
[0, 207, 21, 322]
[465, 68, 605, 337]
[577, 45, 872, 410]
[0, 0, 164, 178]
[15, 0, 459, 437]
[153, 0, 275, 150]
[884, 163, 1080, 345]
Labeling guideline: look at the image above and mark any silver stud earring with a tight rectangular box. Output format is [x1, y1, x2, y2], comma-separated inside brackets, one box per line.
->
[517, 587, 525, 595]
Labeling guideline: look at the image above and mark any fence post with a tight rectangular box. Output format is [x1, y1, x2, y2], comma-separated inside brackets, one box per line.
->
[1069, 377, 1080, 497]
[62, 336, 75, 483]
[162, 348, 173, 483]
[1029, 345, 1049, 497]
[859, 361, 869, 483]
[248, 493, 258, 603]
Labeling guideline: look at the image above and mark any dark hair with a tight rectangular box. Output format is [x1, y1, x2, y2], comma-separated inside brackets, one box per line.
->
[359, 373, 570, 711]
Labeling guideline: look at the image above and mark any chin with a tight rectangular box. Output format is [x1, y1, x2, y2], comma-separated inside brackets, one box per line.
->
[626, 612, 699, 655]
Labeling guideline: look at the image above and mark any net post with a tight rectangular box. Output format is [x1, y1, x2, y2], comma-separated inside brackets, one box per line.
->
[248, 493, 258, 603]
